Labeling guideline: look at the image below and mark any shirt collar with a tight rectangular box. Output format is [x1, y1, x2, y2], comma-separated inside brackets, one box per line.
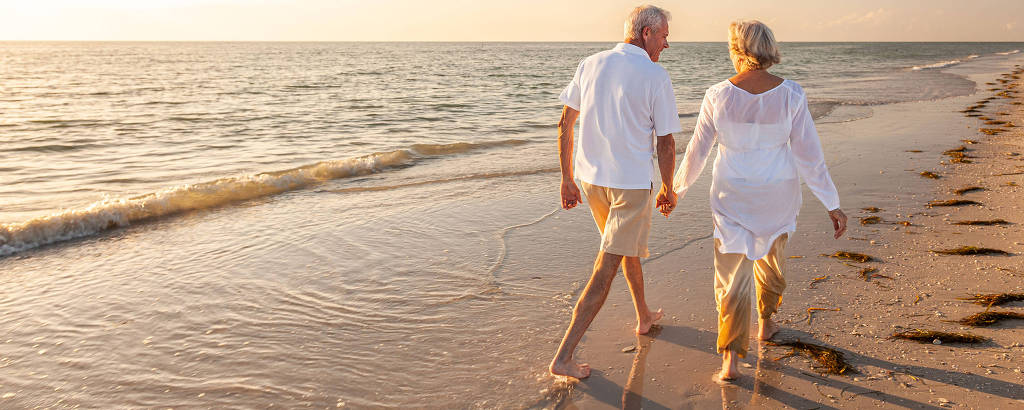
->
[614, 43, 651, 59]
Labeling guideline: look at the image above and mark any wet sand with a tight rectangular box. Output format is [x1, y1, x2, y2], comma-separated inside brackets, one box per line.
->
[552, 57, 1024, 409]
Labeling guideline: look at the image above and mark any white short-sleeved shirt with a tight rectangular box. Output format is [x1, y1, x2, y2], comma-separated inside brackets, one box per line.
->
[673, 79, 840, 260]
[559, 43, 682, 189]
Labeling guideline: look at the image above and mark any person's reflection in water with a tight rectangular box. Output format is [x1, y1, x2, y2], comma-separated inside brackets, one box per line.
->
[719, 344, 786, 409]
[749, 345, 784, 407]
[622, 325, 661, 409]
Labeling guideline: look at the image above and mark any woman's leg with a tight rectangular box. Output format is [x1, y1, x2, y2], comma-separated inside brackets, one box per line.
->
[713, 239, 754, 379]
[753, 234, 788, 340]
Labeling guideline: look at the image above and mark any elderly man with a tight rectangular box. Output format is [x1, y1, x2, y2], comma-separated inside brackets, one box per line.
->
[550, 5, 680, 379]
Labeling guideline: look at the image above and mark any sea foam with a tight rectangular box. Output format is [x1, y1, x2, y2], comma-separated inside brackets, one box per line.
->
[0, 139, 527, 257]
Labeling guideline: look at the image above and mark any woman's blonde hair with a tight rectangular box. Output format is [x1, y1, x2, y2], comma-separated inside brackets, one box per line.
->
[728, 20, 781, 71]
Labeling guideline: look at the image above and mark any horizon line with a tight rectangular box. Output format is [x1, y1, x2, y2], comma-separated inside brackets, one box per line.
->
[2, 40, 1024, 43]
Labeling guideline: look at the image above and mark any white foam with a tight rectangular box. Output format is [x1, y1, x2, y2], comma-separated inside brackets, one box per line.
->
[912, 60, 961, 71]
[995, 50, 1020, 55]
[0, 139, 532, 257]
[0, 150, 414, 257]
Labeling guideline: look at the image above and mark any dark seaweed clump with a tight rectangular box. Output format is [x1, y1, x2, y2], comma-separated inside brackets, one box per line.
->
[860, 216, 881, 225]
[958, 293, 1024, 306]
[861, 207, 882, 213]
[889, 330, 988, 344]
[980, 128, 1004, 135]
[932, 246, 1010, 256]
[927, 199, 979, 207]
[920, 171, 940, 179]
[957, 311, 1024, 327]
[825, 251, 873, 263]
[953, 186, 985, 195]
[952, 219, 1010, 226]
[767, 340, 856, 375]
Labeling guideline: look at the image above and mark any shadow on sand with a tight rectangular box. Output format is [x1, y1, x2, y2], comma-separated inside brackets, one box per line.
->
[562, 324, 1023, 409]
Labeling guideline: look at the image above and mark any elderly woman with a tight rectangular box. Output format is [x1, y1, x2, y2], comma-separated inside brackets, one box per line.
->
[672, 20, 848, 381]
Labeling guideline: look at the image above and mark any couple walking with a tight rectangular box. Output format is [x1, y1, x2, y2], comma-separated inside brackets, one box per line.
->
[550, 5, 848, 382]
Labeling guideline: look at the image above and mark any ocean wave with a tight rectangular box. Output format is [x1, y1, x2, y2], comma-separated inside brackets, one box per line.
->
[911, 60, 961, 71]
[0, 139, 528, 257]
[995, 50, 1020, 55]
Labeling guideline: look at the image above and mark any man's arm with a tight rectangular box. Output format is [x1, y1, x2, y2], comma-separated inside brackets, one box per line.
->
[558, 105, 581, 210]
[655, 134, 676, 216]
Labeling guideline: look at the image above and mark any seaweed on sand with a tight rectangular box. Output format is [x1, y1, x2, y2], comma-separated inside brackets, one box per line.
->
[953, 186, 985, 195]
[824, 251, 874, 263]
[957, 311, 1024, 327]
[958, 293, 1024, 306]
[980, 128, 1005, 135]
[889, 330, 988, 344]
[860, 216, 881, 225]
[931, 246, 1010, 256]
[952, 219, 1010, 226]
[920, 171, 940, 179]
[984, 120, 1008, 125]
[862, 207, 882, 213]
[926, 199, 979, 207]
[767, 340, 857, 375]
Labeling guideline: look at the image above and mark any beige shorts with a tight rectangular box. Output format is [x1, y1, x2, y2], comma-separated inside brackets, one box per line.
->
[580, 181, 653, 258]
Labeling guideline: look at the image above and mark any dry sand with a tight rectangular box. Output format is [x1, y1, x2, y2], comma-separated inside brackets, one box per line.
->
[549, 57, 1024, 409]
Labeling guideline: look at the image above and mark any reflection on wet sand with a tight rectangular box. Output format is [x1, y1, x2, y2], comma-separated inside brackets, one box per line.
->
[622, 326, 661, 409]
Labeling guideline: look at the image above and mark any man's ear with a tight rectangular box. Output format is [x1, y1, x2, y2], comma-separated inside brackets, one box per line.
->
[642, 26, 651, 40]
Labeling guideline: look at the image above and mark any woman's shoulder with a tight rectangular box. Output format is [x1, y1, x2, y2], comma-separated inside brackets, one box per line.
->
[779, 79, 806, 97]
[704, 80, 732, 98]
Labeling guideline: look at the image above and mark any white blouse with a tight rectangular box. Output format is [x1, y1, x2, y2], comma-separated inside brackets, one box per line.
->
[674, 79, 840, 260]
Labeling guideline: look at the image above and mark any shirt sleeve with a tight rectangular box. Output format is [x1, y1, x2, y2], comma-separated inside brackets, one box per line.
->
[558, 60, 584, 111]
[672, 90, 716, 199]
[789, 90, 841, 211]
[652, 77, 683, 136]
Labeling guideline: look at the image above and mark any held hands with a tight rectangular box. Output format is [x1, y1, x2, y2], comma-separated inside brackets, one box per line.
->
[655, 184, 676, 217]
[561, 179, 581, 210]
[828, 208, 848, 239]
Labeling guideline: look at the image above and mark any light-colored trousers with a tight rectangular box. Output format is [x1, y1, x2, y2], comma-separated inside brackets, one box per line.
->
[713, 233, 788, 358]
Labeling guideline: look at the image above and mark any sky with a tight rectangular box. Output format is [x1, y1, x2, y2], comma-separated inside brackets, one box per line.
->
[1, 0, 1022, 42]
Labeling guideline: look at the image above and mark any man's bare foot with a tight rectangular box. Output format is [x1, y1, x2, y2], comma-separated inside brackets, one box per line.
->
[758, 317, 779, 341]
[716, 350, 740, 382]
[550, 358, 591, 379]
[636, 308, 664, 335]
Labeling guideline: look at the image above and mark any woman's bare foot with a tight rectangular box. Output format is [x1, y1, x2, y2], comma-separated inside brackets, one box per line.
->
[716, 350, 741, 382]
[758, 317, 779, 341]
[636, 308, 664, 335]
[549, 358, 591, 379]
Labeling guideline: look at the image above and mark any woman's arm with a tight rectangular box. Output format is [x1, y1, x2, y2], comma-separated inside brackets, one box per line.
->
[672, 91, 717, 199]
[789, 92, 840, 211]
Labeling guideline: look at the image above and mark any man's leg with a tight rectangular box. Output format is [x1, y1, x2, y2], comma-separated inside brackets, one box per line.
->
[622, 256, 663, 334]
[550, 250, 623, 378]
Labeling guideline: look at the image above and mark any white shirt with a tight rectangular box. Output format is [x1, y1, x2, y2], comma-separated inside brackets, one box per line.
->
[560, 43, 682, 189]
[674, 79, 840, 260]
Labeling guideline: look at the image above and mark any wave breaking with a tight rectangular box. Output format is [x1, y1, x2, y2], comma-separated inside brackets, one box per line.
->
[0, 139, 528, 257]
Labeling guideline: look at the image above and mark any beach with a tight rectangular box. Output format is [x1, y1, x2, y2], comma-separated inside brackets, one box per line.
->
[1, 43, 1023, 408]
[558, 55, 1024, 409]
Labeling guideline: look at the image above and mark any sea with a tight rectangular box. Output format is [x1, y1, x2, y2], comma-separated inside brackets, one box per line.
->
[0, 42, 1022, 408]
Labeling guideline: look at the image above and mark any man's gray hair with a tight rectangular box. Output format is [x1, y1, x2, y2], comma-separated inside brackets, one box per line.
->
[623, 5, 671, 41]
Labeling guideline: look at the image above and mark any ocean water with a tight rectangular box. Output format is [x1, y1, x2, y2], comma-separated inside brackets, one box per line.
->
[0, 42, 1022, 408]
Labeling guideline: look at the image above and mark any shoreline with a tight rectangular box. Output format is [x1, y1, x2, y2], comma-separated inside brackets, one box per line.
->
[553, 55, 1024, 408]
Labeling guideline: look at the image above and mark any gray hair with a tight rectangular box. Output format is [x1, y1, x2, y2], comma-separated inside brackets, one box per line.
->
[623, 5, 671, 41]
[728, 20, 781, 70]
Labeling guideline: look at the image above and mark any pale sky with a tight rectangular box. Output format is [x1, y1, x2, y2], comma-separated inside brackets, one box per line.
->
[1, 0, 1022, 42]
